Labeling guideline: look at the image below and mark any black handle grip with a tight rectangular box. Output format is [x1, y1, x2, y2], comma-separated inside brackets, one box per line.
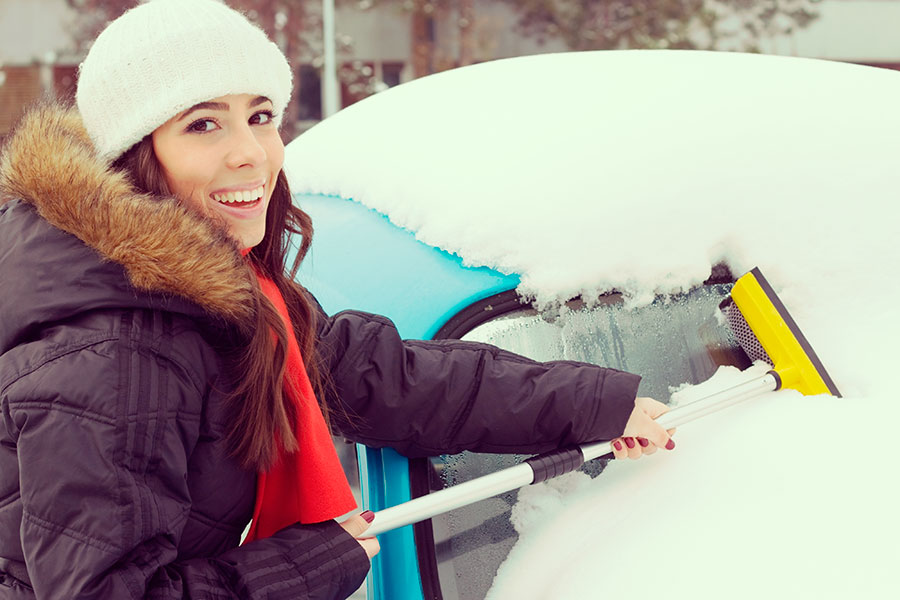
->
[525, 446, 585, 484]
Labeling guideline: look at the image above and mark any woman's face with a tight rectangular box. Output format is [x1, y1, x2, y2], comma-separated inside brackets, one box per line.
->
[152, 93, 284, 249]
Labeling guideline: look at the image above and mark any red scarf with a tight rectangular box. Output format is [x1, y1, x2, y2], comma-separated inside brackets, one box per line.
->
[242, 271, 357, 543]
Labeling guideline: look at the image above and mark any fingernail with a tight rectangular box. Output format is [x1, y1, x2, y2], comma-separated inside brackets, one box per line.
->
[361, 510, 375, 523]
[624, 438, 635, 449]
[637, 437, 649, 448]
[613, 441, 622, 451]
[665, 439, 676, 450]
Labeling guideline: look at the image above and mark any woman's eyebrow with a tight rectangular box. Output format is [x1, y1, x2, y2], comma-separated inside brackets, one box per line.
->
[249, 96, 272, 108]
[177, 101, 229, 121]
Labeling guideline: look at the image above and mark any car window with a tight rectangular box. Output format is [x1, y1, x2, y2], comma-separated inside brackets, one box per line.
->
[415, 283, 748, 600]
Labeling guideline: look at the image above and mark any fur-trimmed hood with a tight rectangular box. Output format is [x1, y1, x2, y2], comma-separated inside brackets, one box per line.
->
[0, 103, 256, 351]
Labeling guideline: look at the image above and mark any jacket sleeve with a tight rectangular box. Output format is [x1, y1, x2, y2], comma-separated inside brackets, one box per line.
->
[5, 336, 368, 600]
[317, 309, 641, 457]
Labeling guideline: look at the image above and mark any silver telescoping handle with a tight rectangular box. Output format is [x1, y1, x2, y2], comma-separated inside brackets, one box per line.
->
[367, 461, 536, 536]
[366, 372, 778, 537]
[579, 372, 778, 462]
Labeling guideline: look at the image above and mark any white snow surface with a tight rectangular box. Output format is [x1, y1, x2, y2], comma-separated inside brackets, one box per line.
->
[285, 51, 900, 598]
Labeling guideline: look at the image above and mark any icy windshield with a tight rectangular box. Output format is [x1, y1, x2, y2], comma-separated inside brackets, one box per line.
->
[426, 284, 746, 600]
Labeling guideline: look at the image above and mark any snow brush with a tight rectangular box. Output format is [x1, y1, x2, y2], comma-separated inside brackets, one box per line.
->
[366, 267, 841, 537]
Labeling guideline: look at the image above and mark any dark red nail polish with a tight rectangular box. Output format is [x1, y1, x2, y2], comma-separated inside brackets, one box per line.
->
[624, 438, 635, 449]
[361, 510, 375, 523]
[638, 437, 649, 448]
[665, 439, 676, 450]
[614, 441, 622, 451]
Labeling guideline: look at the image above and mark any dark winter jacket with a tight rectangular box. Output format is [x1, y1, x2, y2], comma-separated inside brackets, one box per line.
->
[0, 105, 640, 599]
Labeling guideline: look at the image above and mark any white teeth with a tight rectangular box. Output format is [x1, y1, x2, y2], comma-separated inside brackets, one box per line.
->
[212, 185, 264, 204]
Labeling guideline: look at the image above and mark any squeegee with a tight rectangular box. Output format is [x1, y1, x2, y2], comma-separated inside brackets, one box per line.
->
[366, 267, 841, 537]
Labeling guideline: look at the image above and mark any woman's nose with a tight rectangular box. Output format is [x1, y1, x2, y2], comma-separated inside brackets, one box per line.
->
[225, 124, 267, 168]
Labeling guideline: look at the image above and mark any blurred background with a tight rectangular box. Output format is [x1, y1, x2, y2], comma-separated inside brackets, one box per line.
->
[2, 0, 899, 145]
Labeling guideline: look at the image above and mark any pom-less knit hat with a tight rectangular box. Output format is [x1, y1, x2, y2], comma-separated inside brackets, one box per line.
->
[76, 0, 292, 163]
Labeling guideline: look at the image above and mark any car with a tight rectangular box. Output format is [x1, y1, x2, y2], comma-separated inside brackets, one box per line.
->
[284, 50, 900, 599]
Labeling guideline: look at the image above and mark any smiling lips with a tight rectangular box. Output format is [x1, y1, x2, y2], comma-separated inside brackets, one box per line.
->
[211, 184, 265, 205]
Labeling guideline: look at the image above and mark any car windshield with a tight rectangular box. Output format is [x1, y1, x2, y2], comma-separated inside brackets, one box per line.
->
[419, 283, 748, 600]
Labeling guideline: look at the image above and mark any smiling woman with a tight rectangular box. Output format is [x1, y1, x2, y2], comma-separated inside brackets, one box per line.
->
[150, 93, 284, 249]
[0, 1, 676, 599]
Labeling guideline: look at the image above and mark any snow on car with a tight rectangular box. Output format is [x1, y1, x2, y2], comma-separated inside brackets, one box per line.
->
[285, 50, 900, 599]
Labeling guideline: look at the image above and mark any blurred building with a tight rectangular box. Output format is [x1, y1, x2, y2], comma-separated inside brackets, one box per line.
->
[0, 0, 80, 142]
[2, 0, 900, 143]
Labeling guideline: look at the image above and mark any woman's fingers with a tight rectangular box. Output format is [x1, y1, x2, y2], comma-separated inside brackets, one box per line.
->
[624, 436, 642, 459]
[339, 512, 381, 559]
[646, 421, 674, 450]
[626, 400, 676, 448]
[625, 413, 672, 450]
[357, 536, 380, 559]
[611, 432, 673, 460]
[613, 437, 655, 459]
[636, 437, 657, 456]
[613, 397, 679, 460]
[340, 512, 373, 538]
[635, 396, 669, 419]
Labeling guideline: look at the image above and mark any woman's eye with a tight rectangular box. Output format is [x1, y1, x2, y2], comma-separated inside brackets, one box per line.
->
[251, 110, 275, 125]
[187, 119, 217, 133]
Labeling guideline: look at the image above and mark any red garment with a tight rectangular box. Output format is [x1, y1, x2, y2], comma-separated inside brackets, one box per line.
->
[243, 272, 357, 543]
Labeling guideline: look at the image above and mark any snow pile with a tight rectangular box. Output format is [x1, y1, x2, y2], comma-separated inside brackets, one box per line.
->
[285, 51, 900, 598]
[489, 363, 900, 598]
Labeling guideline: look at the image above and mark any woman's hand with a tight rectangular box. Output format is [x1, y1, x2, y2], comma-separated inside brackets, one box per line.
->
[340, 511, 381, 559]
[611, 396, 676, 460]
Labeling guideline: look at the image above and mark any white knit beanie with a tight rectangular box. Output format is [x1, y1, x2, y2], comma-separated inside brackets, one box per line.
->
[76, 0, 292, 163]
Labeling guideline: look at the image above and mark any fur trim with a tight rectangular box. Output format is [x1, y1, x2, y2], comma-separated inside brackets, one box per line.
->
[0, 103, 255, 324]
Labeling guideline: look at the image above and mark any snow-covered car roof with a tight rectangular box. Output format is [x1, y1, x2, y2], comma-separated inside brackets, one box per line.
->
[286, 50, 898, 306]
[285, 50, 900, 598]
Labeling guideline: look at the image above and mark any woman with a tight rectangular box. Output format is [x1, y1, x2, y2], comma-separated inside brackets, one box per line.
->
[0, 1, 674, 598]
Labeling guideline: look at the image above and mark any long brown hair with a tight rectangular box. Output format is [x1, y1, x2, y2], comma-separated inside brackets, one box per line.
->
[113, 137, 328, 471]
